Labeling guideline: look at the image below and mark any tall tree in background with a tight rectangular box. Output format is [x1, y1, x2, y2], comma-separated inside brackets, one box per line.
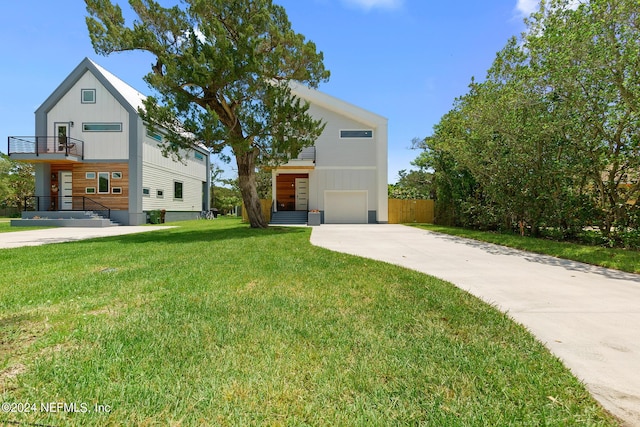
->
[525, 0, 640, 236]
[0, 154, 35, 211]
[418, 0, 639, 241]
[86, 0, 329, 227]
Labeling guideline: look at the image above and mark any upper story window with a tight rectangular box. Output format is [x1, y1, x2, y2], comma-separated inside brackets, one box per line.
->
[146, 130, 163, 142]
[81, 89, 96, 104]
[194, 151, 204, 161]
[340, 130, 373, 139]
[83, 122, 122, 132]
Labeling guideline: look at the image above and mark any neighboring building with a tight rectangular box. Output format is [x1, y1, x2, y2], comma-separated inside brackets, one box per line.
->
[8, 58, 210, 226]
[270, 82, 388, 224]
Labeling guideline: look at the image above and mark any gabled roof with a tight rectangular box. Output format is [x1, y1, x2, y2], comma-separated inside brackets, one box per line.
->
[89, 58, 146, 112]
[289, 82, 388, 129]
[36, 57, 146, 116]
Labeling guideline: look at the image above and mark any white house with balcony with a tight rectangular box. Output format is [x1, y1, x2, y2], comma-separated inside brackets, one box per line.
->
[8, 57, 210, 226]
[270, 83, 388, 225]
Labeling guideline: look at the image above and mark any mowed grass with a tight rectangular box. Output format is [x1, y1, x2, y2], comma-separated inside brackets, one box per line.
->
[0, 218, 617, 426]
[413, 224, 640, 274]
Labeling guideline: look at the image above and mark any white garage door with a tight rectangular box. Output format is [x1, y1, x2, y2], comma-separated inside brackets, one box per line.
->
[324, 191, 368, 224]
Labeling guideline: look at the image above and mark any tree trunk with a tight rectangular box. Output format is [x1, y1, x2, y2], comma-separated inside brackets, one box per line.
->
[236, 148, 268, 228]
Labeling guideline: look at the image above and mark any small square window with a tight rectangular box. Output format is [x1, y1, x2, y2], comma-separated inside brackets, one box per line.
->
[81, 89, 96, 104]
[112, 187, 122, 194]
[157, 190, 164, 198]
[85, 187, 96, 194]
[85, 172, 96, 179]
[112, 171, 122, 179]
[143, 188, 150, 197]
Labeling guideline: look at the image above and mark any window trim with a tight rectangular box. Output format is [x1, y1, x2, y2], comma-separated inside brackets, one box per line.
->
[111, 187, 122, 195]
[111, 171, 122, 179]
[156, 189, 164, 198]
[143, 187, 151, 197]
[81, 89, 96, 104]
[85, 172, 96, 180]
[85, 187, 96, 194]
[98, 172, 110, 194]
[82, 122, 122, 132]
[340, 129, 374, 139]
[174, 181, 184, 200]
[146, 130, 163, 142]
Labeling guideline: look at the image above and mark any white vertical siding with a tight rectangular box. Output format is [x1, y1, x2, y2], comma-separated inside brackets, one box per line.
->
[47, 70, 129, 160]
[309, 104, 378, 168]
[141, 135, 207, 212]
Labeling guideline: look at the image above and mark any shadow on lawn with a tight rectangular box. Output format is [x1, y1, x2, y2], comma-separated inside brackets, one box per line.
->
[88, 224, 309, 246]
[430, 232, 640, 284]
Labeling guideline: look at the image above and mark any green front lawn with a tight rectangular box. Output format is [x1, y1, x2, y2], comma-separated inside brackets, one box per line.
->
[413, 224, 640, 274]
[0, 218, 617, 426]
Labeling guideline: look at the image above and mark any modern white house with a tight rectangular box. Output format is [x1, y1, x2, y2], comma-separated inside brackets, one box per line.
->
[8, 58, 211, 226]
[270, 82, 388, 225]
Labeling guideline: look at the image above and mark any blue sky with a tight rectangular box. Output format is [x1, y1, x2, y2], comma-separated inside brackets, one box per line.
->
[0, 0, 536, 183]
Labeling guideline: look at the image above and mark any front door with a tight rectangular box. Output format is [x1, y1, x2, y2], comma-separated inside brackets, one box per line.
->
[295, 178, 308, 211]
[59, 171, 73, 210]
[56, 123, 69, 152]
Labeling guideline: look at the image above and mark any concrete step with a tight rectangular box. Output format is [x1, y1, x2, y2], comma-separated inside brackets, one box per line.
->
[270, 211, 308, 225]
[15, 211, 120, 227]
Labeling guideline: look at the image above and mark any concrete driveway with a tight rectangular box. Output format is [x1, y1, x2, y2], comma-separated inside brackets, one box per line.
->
[0, 226, 173, 249]
[311, 224, 640, 426]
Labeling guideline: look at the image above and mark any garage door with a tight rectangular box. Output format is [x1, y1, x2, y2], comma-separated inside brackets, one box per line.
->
[324, 191, 368, 224]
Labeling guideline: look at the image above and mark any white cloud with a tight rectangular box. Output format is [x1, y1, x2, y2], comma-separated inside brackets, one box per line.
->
[342, 0, 403, 11]
[515, 0, 540, 17]
[515, 0, 582, 18]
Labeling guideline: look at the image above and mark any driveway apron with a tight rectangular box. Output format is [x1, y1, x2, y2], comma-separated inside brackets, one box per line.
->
[310, 224, 640, 426]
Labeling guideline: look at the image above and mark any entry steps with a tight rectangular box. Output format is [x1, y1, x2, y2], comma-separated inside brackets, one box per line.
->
[12, 211, 120, 228]
[269, 211, 308, 225]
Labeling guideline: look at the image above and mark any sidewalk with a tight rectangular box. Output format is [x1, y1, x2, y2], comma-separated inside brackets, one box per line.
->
[0, 226, 173, 249]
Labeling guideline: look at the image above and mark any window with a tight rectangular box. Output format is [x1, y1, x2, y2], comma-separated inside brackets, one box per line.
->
[340, 130, 373, 139]
[112, 187, 122, 194]
[194, 151, 204, 161]
[85, 172, 96, 180]
[174, 181, 183, 200]
[82, 122, 122, 132]
[98, 172, 110, 194]
[146, 130, 163, 142]
[85, 187, 96, 194]
[81, 89, 96, 104]
[112, 171, 122, 179]
[157, 190, 164, 198]
[143, 188, 150, 197]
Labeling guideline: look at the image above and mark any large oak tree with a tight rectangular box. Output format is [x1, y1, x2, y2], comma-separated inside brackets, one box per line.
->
[86, 0, 329, 227]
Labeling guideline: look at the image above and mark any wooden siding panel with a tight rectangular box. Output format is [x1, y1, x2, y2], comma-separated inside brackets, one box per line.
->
[50, 162, 129, 210]
[275, 173, 307, 210]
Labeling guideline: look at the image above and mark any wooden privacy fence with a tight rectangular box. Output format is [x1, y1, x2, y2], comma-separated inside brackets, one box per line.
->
[242, 199, 434, 224]
[241, 199, 272, 223]
[388, 199, 434, 224]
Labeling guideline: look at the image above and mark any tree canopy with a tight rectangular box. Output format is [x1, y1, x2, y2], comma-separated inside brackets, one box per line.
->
[86, 0, 330, 227]
[0, 154, 35, 211]
[417, 0, 640, 245]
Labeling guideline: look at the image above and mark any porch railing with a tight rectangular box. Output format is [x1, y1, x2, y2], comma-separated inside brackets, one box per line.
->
[8, 136, 84, 159]
[23, 196, 111, 219]
[296, 146, 315, 161]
